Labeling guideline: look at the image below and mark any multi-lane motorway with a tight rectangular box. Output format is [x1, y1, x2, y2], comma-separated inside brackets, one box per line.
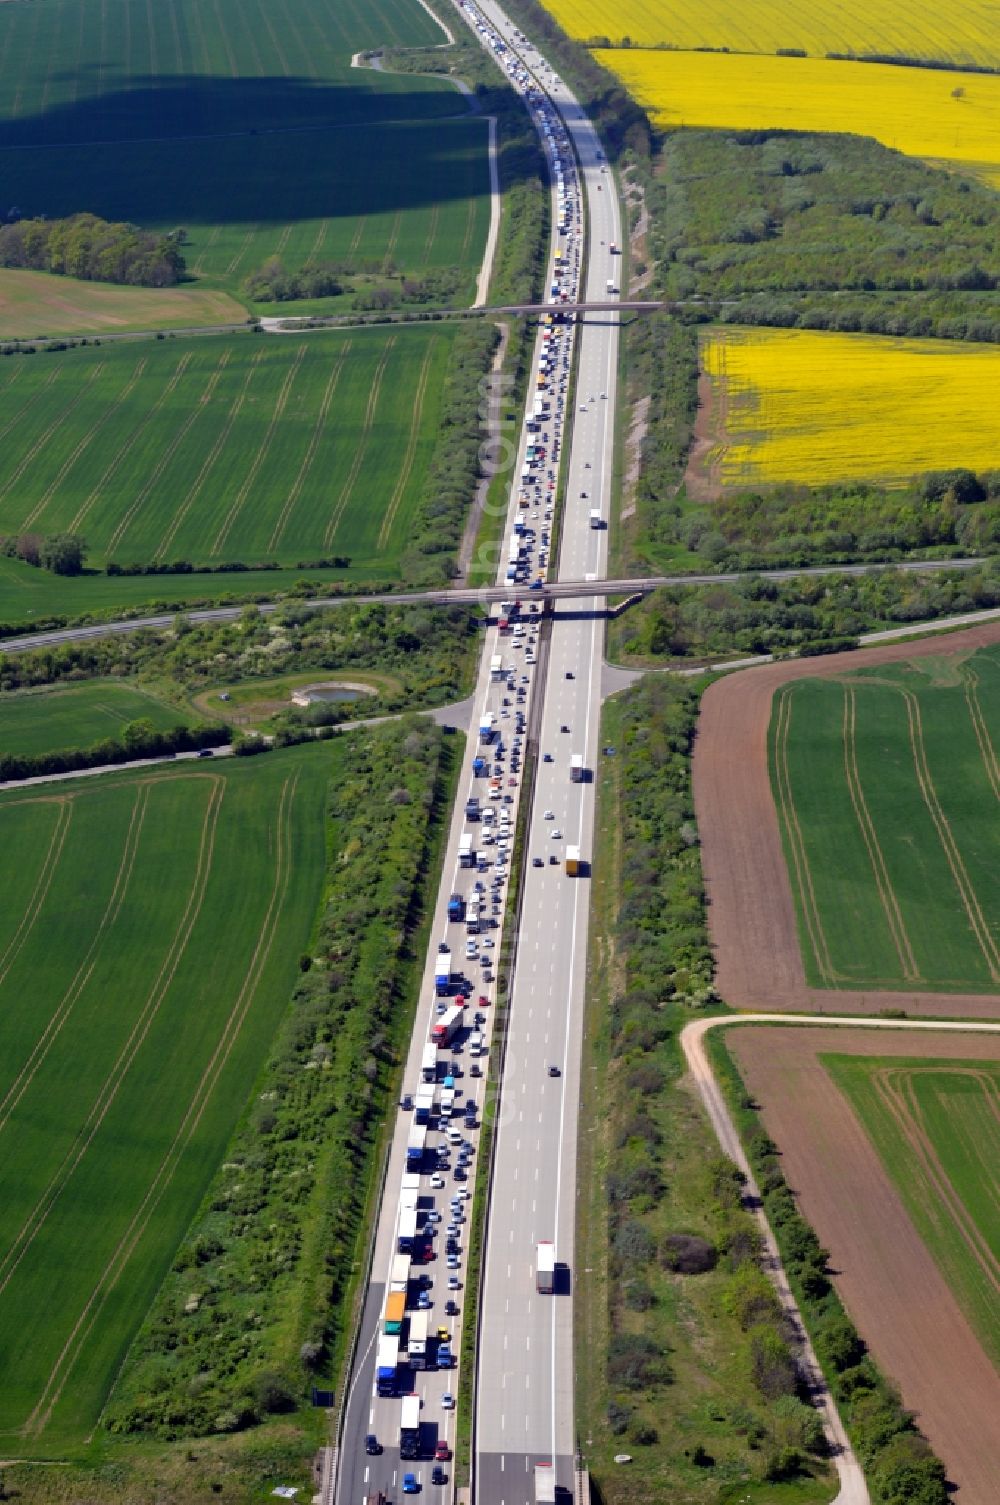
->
[334, 4, 618, 1502]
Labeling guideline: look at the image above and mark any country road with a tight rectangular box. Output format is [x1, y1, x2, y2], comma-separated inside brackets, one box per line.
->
[682, 1011, 1000, 1505]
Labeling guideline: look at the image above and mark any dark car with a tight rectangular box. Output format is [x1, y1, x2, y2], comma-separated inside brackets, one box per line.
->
[532, 857, 543, 867]
[432, 1466, 447, 1486]
[365, 1434, 382, 1455]
[548, 1064, 561, 1077]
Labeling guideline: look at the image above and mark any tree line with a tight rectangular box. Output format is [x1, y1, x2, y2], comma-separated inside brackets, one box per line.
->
[0, 213, 185, 287]
[0, 719, 230, 785]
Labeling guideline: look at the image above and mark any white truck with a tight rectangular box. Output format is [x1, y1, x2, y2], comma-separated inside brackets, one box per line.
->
[534, 1462, 556, 1504]
[589, 508, 603, 529]
[536, 1240, 555, 1294]
[570, 753, 584, 783]
[421, 1042, 438, 1083]
[407, 1309, 429, 1370]
[399, 1393, 421, 1460]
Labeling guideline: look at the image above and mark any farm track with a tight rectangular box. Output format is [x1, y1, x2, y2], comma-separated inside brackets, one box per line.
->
[841, 685, 920, 982]
[0, 778, 224, 1335]
[155, 350, 264, 559]
[693, 621, 1000, 1017]
[106, 353, 231, 556]
[211, 344, 307, 553]
[323, 335, 395, 548]
[23, 770, 299, 1437]
[772, 686, 837, 984]
[0, 800, 72, 991]
[20, 360, 148, 534]
[68, 353, 194, 535]
[0, 785, 150, 1140]
[2, 367, 103, 515]
[376, 337, 435, 550]
[722, 1023, 1000, 1503]
[268, 341, 351, 552]
[960, 664, 1000, 802]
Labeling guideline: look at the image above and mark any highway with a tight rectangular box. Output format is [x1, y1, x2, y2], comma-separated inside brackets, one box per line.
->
[467, 5, 619, 1501]
[2, 557, 990, 656]
[332, 4, 601, 1500]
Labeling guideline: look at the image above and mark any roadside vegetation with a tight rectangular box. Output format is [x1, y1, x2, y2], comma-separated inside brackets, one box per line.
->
[610, 559, 1000, 662]
[708, 1032, 950, 1505]
[108, 720, 458, 1440]
[577, 676, 835, 1503]
[0, 599, 480, 723]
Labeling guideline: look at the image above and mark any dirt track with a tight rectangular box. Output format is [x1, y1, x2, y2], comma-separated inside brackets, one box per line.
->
[693, 623, 1000, 1018]
[729, 1025, 1000, 1504]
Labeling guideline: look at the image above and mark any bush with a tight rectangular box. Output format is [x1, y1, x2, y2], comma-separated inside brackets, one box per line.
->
[608, 1333, 671, 1390]
[661, 1232, 717, 1273]
[613, 1218, 657, 1267]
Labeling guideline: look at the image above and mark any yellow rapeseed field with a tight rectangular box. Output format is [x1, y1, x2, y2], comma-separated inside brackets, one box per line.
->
[606, 50, 1000, 186]
[701, 328, 1000, 486]
[547, 0, 1000, 70]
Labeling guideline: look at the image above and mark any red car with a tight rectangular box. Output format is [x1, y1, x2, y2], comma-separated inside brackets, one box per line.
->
[478, 995, 490, 1009]
[435, 1442, 452, 1462]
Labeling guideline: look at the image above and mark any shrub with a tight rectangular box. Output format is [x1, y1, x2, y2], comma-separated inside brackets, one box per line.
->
[608, 1333, 671, 1390]
[661, 1232, 717, 1274]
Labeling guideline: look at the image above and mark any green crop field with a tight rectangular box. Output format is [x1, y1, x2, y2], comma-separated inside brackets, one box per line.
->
[823, 1053, 1000, 1364]
[0, 0, 490, 305]
[0, 680, 193, 757]
[770, 644, 1000, 991]
[0, 325, 451, 570]
[0, 744, 329, 1452]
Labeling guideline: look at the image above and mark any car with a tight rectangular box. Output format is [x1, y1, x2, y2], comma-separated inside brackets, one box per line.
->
[543, 809, 554, 820]
[435, 1440, 452, 1461]
[445, 1298, 459, 1314]
[400, 1094, 413, 1111]
[432, 1466, 447, 1486]
[442, 1392, 456, 1408]
[418, 1291, 432, 1309]
[550, 829, 562, 840]
[560, 724, 570, 733]
[565, 670, 574, 680]
[437, 940, 448, 953]
[431, 1173, 445, 1188]
[548, 1064, 561, 1077]
[365, 1434, 382, 1456]
[532, 857, 543, 868]
[478, 995, 489, 1009]
[543, 752, 553, 763]
[549, 854, 559, 865]
[403, 1472, 419, 1493]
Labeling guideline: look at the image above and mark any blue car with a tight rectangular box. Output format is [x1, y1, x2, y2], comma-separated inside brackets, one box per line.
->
[402, 1473, 419, 1494]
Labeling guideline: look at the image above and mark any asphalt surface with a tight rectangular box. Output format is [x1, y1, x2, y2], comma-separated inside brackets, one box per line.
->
[333, 5, 592, 1500]
[3, 557, 989, 656]
[466, 7, 620, 1501]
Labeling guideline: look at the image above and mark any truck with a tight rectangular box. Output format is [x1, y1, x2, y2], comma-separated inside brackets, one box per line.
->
[390, 1252, 411, 1294]
[459, 834, 474, 869]
[465, 793, 481, 818]
[431, 1003, 464, 1047]
[421, 1042, 438, 1083]
[383, 1290, 406, 1334]
[570, 754, 584, 784]
[565, 845, 581, 877]
[536, 1241, 555, 1294]
[508, 536, 522, 565]
[589, 508, 603, 529]
[533, 395, 546, 418]
[439, 1083, 455, 1117]
[405, 1122, 426, 1172]
[397, 1206, 418, 1253]
[478, 713, 495, 744]
[490, 653, 505, 681]
[447, 893, 464, 921]
[534, 1462, 556, 1503]
[434, 950, 452, 993]
[407, 1309, 429, 1370]
[399, 1393, 421, 1460]
[414, 1086, 435, 1125]
[376, 1333, 399, 1396]
[472, 753, 488, 775]
[606, 278, 616, 294]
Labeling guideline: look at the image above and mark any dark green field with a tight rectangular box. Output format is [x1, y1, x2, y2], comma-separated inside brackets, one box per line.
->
[0, 0, 489, 302]
[0, 745, 330, 1452]
[770, 644, 1000, 991]
[824, 1053, 1000, 1365]
[0, 680, 192, 757]
[0, 325, 451, 569]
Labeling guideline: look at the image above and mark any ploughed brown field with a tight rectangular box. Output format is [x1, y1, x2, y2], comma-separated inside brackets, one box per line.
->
[728, 1024, 1000, 1504]
[693, 623, 1000, 1019]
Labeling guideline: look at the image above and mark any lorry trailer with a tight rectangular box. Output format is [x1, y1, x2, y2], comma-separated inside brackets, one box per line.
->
[534, 1462, 556, 1504]
[536, 1241, 555, 1294]
[397, 1206, 418, 1253]
[434, 951, 452, 993]
[421, 1042, 438, 1082]
[407, 1309, 429, 1370]
[432, 1003, 465, 1046]
[565, 845, 580, 876]
[390, 1252, 411, 1293]
[399, 1393, 421, 1460]
[405, 1122, 426, 1172]
[570, 754, 584, 783]
[383, 1290, 406, 1334]
[376, 1333, 399, 1396]
[414, 1085, 435, 1124]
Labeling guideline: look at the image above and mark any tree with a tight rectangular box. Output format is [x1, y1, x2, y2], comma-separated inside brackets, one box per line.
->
[39, 533, 86, 575]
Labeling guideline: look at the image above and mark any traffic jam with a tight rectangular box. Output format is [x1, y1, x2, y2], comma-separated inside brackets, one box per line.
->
[358, 3, 587, 1494]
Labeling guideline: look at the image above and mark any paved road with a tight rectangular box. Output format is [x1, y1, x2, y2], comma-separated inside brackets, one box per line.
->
[2, 557, 989, 655]
[333, 6, 586, 1500]
[462, 3, 621, 1500]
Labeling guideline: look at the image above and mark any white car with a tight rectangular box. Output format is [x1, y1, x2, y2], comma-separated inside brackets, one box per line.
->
[465, 940, 478, 958]
[431, 1174, 445, 1188]
[544, 810, 554, 820]
[550, 829, 562, 840]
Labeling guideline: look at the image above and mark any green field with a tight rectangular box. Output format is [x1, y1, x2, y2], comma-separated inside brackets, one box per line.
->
[0, 0, 489, 305]
[0, 745, 329, 1452]
[0, 325, 451, 569]
[770, 645, 1000, 991]
[0, 680, 193, 757]
[824, 1053, 1000, 1364]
